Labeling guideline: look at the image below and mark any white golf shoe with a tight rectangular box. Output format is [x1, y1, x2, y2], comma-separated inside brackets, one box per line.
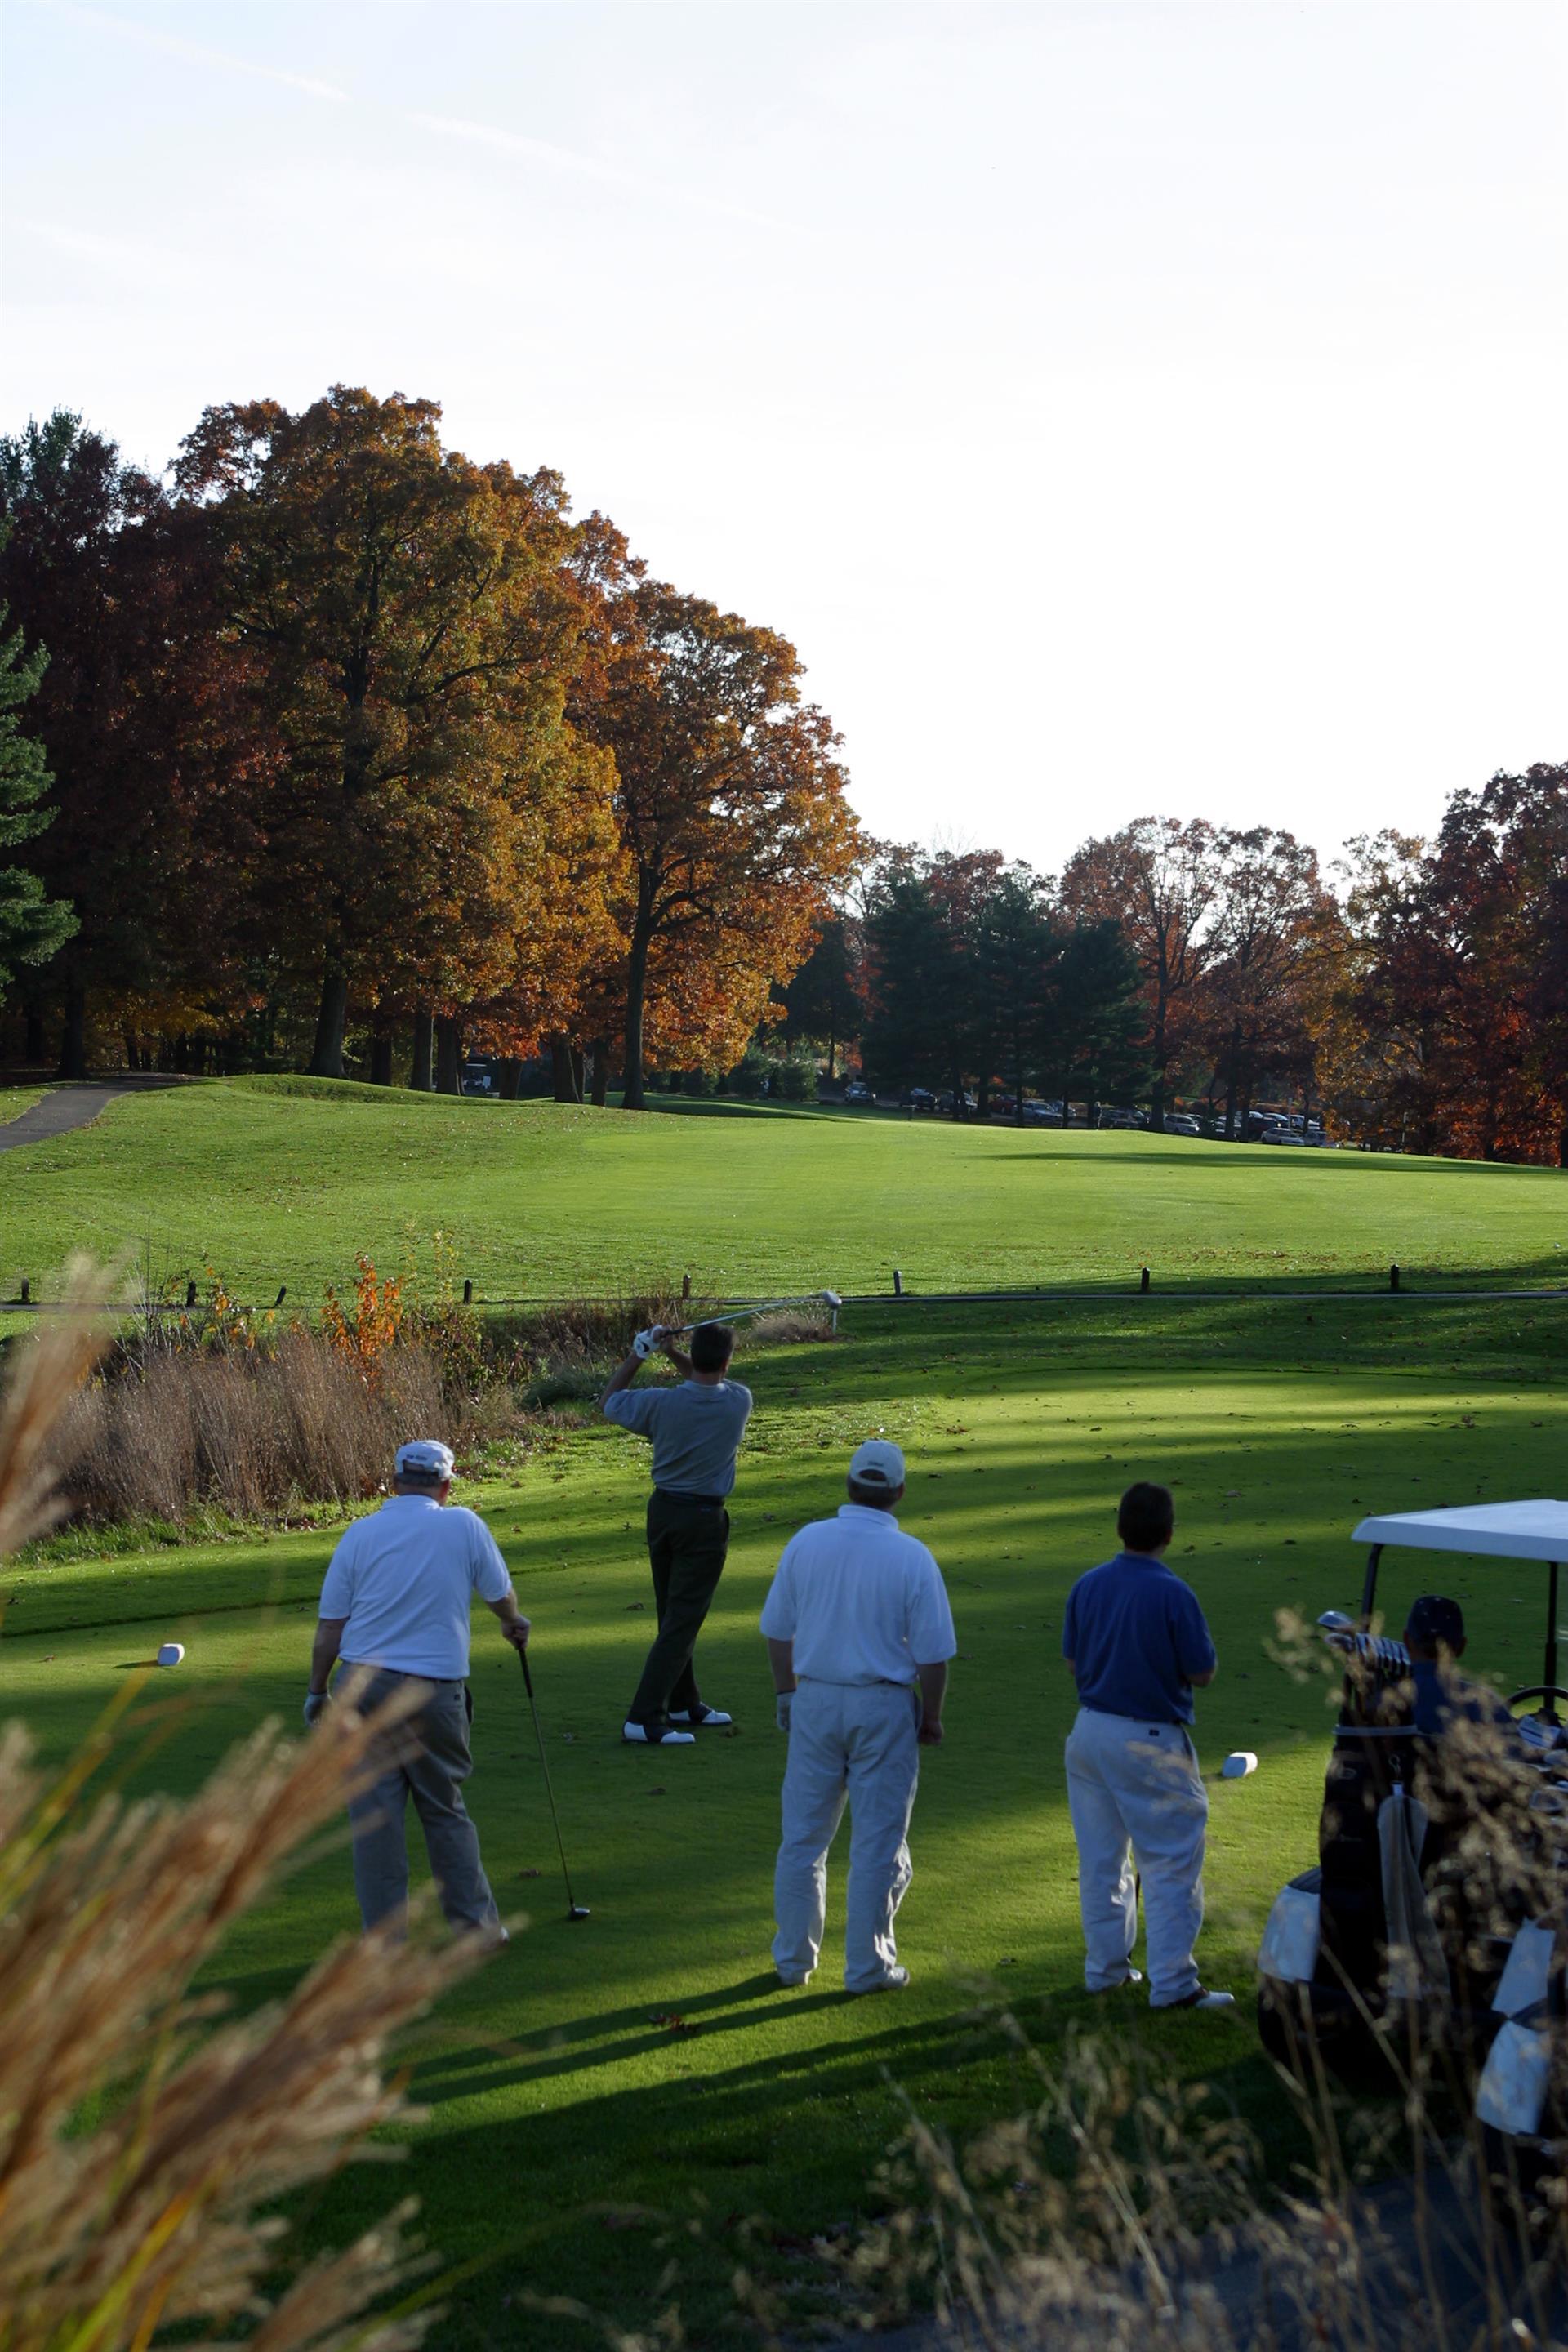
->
[668, 1704, 733, 1727]
[1165, 1988, 1236, 2012]
[621, 1720, 696, 1746]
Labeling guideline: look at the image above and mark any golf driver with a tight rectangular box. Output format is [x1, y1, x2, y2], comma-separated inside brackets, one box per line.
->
[519, 1648, 590, 1921]
[669, 1287, 843, 1335]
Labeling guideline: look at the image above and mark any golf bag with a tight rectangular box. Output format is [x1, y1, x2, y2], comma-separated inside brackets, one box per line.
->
[1259, 1634, 1533, 2076]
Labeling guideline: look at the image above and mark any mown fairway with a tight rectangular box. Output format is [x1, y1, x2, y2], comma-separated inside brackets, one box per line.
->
[4, 1282, 1564, 2347]
[0, 1076, 1566, 1305]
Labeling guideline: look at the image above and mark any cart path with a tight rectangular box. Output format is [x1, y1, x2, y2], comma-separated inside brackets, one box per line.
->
[0, 1078, 180, 1154]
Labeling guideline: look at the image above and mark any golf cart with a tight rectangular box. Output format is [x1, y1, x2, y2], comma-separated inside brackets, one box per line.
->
[1257, 1503, 1568, 2121]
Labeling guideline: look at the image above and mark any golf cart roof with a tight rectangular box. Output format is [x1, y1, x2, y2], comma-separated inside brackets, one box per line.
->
[1352, 1500, 1568, 1562]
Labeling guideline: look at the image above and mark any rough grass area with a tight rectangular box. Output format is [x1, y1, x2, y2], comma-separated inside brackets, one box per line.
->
[3, 1297, 1562, 2347]
[0, 1075, 1566, 1307]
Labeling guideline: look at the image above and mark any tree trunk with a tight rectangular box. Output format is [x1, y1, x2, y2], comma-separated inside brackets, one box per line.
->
[498, 1058, 523, 1101]
[622, 926, 652, 1110]
[1148, 1000, 1168, 1130]
[24, 1000, 47, 1063]
[590, 1038, 611, 1108]
[569, 1046, 586, 1100]
[550, 1036, 581, 1103]
[368, 1024, 394, 1086]
[308, 956, 349, 1080]
[409, 1008, 434, 1091]
[58, 967, 87, 1080]
[435, 1017, 463, 1096]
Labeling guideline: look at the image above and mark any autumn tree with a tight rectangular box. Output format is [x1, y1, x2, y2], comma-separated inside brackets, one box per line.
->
[1060, 817, 1222, 1126]
[573, 578, 859, 1108]
[1201, 826, 1327, 1133]
[176, 386, 608, 1080]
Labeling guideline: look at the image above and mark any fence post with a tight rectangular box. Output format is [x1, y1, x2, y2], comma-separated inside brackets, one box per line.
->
[682, 1273, 693, 1301]
[185, 1280, 198, 1308]
[272, 1286, 287, 1309]
[1140, 1267, 1151, 1294]
[1389, 1263, 1400, 1293]
[893, 1269, 904, 1297]
[462, 1278, 474, 1305]
[18, 1278, 29, 1306]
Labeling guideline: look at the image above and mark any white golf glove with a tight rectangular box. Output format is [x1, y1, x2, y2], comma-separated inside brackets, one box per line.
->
[776, 1692, 793, 1733]
[303, 1690, 330, 1726]
[632, 1325, 666, 1361]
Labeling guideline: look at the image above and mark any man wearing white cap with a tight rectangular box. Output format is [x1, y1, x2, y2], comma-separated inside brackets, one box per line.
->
[760, 1439, 956, 1992]
[305, 1439, 530, 1937]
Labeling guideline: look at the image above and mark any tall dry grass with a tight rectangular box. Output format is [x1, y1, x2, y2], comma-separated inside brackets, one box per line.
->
[0, 1263, 490, 2350]
[60, 1331, 451, 1522]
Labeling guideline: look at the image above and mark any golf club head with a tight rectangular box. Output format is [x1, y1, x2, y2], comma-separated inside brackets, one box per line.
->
[568, 1904, 590, 1921]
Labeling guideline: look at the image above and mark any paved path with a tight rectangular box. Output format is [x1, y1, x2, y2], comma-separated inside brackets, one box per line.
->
[0, 1077, 180, 1153]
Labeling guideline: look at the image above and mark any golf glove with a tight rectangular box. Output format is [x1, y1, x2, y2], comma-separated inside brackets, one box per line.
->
[303, 1690, 330, 1727]
[632, 1325, 665, 1361]
[776, 1692, 793, 1733]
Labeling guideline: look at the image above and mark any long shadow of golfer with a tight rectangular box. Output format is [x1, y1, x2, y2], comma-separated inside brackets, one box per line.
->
[410, 1968, 859, 2096]
[414, 1993, 975, 2108]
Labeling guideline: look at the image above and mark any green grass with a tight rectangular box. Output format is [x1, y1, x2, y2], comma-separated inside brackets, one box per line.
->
[5, 1297, 1564, 2346]
[0, 1075, 1565, 1307]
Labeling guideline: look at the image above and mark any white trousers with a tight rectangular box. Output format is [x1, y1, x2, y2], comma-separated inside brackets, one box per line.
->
[773, 1679, 921, 1991]
[1064, 1706, 1209, 2007]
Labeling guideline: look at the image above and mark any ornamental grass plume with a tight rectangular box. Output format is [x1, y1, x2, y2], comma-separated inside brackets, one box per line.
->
[0, 1267, 488, 2350]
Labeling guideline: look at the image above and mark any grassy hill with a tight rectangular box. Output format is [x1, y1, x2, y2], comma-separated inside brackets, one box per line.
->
[0, 1074, 1564, 1306]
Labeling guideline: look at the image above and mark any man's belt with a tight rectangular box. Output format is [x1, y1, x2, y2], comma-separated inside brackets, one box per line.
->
[654, 1488, 728, 1506]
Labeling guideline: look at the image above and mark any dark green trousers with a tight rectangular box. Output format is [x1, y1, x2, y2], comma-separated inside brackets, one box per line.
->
[627, 1490, 731, 1729]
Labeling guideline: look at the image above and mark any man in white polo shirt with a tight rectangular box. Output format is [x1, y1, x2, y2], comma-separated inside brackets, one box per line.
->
[305, 1438, 530, 1937]
[760, 1439, 956, 1993]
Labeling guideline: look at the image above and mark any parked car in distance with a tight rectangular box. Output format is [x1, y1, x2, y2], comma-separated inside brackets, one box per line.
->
[935, 1090, 978, 1116]
[1022, 1099, 1063, 1125]
[902, 1086, 936, 1112]
[842, 1080, 872, 1104]
[1098, 1106, 1143, 1129]
[1162, 1113, 1201, 1136]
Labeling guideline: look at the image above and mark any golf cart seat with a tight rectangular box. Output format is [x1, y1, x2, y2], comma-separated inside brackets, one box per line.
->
[1259, 1504, 1568, 2082]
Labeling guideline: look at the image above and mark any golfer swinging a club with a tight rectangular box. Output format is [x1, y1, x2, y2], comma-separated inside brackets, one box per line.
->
[603, 1319, 752, 1745]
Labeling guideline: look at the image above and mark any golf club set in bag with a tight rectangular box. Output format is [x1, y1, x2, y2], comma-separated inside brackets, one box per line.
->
[1258, 1525, 1568, 2204]
[526, 1287, 843, 1920]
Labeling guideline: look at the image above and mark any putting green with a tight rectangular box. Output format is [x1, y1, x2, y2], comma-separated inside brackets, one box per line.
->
[5, 1298, 1561, 2345]
[0, 1076, 1565, 1306]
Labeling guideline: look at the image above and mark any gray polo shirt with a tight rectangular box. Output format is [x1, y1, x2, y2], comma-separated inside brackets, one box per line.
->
[604, 1378, 753, 1497]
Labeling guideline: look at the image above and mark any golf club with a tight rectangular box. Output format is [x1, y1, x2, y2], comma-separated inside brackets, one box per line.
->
[519, 1647, 590, 1921]
[670, 1287, 843, 1336]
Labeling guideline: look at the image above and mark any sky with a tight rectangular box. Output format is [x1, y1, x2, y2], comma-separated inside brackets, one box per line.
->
[2, 0, 1565, 875]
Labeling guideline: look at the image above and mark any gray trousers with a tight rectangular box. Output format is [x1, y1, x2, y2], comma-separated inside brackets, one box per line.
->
[773, 1679, 921, 1991]
[345, 1667, 500, 1936]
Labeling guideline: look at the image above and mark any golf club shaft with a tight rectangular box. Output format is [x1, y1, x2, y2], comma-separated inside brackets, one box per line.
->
[519, 1648, 581, 1914]
[672, 1289, 835, 1335]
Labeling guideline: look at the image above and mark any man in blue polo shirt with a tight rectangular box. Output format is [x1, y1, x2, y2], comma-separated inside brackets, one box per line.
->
[1062, 1481, 1232, 2011]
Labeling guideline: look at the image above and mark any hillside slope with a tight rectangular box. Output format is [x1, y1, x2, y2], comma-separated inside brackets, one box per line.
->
[1, 1075, 1562, 1302]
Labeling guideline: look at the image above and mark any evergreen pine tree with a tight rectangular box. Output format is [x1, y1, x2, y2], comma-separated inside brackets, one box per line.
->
[0, 599, 76, 986]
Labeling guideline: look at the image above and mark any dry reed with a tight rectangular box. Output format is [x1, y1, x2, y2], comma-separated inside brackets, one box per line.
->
[0, 1267, 491, 2350]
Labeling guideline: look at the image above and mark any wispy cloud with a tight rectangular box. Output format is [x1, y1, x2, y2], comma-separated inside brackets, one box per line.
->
[20, 216, 188, 286]
[408, 109, 793, 234]
[63, 4, 349, 102]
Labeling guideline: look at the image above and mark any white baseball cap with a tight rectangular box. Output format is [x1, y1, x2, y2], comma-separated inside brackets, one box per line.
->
[849, 1438, 906, 1488]
[395, 1439, 456, 1481]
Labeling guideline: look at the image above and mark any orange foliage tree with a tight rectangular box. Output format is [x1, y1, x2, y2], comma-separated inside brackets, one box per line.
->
[175, 387, 612, 1080]
[571, 577, 862, 1107]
